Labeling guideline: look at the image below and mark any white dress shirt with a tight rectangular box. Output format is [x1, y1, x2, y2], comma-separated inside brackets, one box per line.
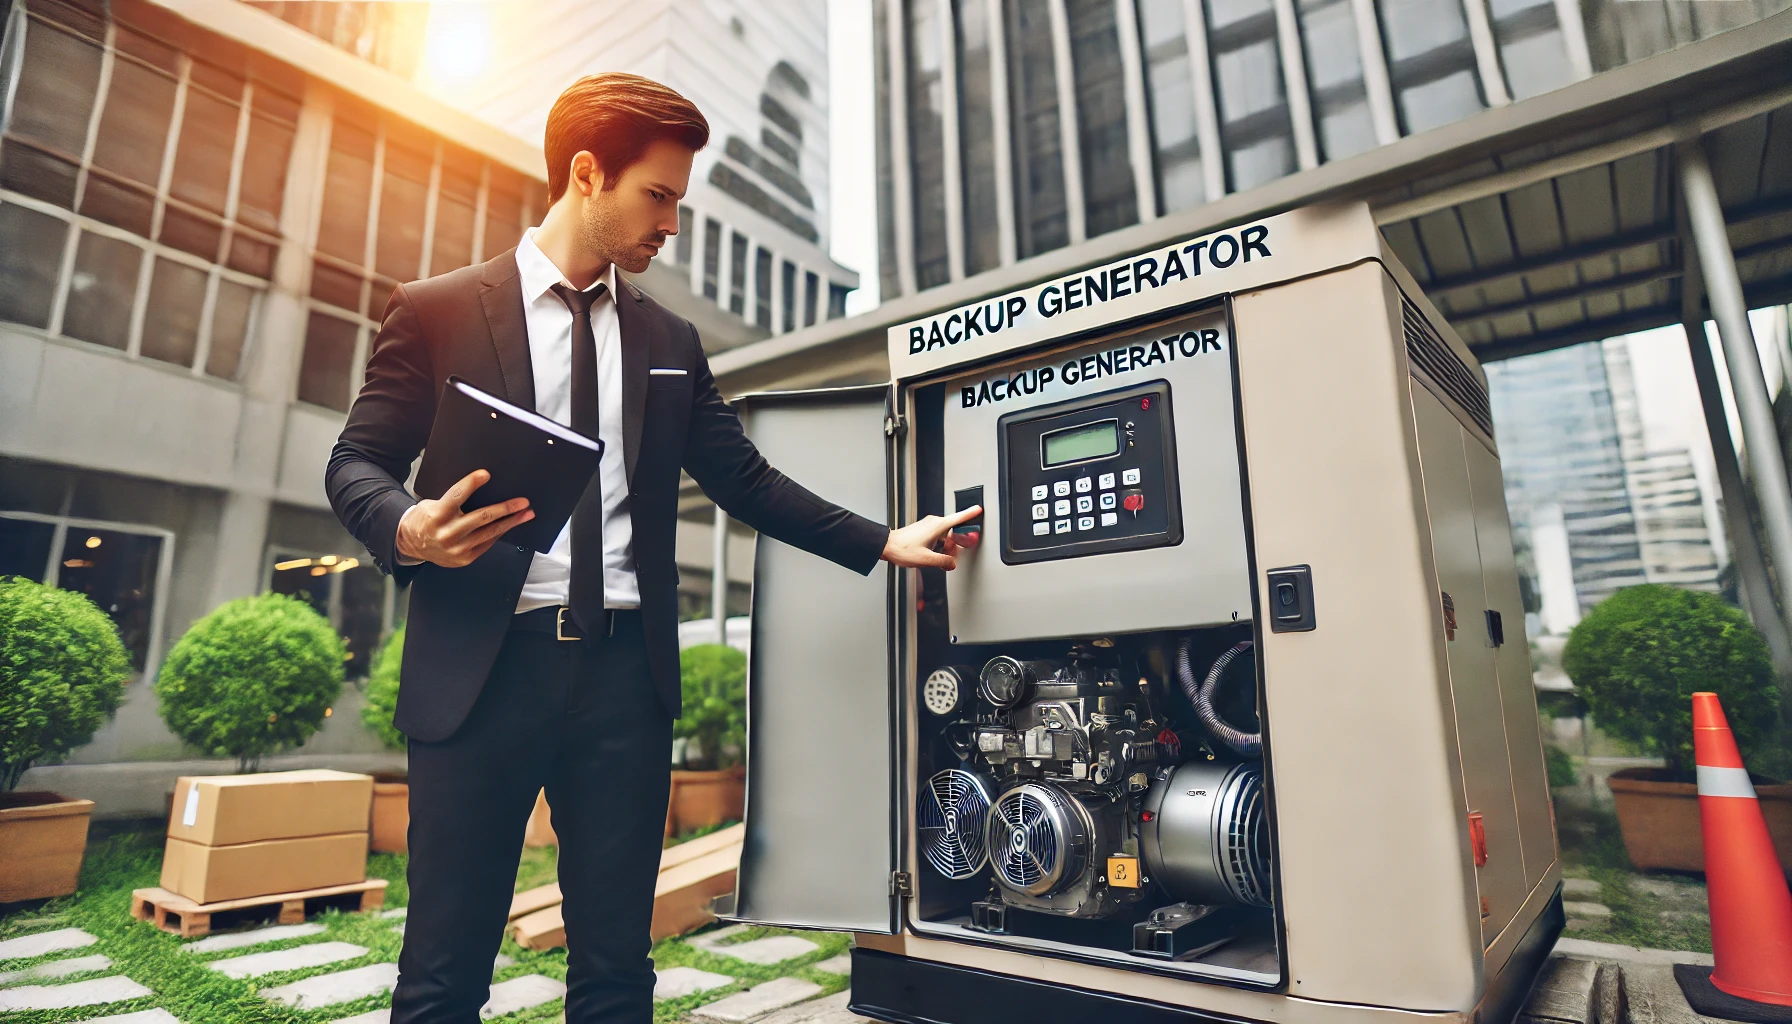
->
[512, 228, 639, 611]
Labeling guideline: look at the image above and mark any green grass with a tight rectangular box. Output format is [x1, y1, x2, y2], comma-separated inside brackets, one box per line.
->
[1, 818, 837, 1024]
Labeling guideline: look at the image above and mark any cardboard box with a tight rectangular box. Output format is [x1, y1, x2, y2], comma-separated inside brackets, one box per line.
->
[167, 770, 373, 847]
[160, 832, 368, 904]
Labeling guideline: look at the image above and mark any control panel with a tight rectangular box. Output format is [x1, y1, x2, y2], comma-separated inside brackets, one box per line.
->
[998, 380, 1182, 564]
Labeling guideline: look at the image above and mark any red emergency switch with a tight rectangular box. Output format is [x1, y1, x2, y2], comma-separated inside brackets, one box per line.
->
[1122, 489, 1145, 516]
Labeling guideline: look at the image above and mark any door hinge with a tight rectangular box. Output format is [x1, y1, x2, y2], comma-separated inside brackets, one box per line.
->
[884, 415, 907, 437]
[890, 871, 913, 897]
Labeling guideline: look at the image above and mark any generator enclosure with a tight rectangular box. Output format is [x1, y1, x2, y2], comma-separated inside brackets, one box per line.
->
[724, 203, 1563, 1024]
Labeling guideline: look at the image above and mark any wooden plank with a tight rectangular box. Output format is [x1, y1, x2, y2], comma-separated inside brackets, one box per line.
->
[130, 879, 387, 938]
[658, 823, 746, 874]
[508, 883, 563, 922]
[509, 842, 742, 950]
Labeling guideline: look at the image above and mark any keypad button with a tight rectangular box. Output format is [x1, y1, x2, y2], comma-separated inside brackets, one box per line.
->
[1098, 472, 1115, 489]
[1054, 499, 1071, 517]
[1076, 495, 1093, 513]
[1100, 511, 1118, 527]
[1054, 519, 1071, 535]
[1075, 477, 1092, 493]
[1032, 503, 1049, 520]
[1100, 492, 1116, 510]
[1032, 484, 1049, 501]
[1077, 516, 1095, 531]
[1053, 480, 1071, 497]
[1122, 467, 1142, 485]
[1033, 521, 1050, 536]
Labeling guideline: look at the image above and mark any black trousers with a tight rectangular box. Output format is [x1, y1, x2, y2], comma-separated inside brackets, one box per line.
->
[392, 610, 672, 1024]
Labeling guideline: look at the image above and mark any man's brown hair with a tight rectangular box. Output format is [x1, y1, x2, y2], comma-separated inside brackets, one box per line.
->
[544, 73, 710, 204]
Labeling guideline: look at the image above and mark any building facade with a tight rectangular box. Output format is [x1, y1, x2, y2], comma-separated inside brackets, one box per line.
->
[871, 0, 1789, 302]
[0, 0, 777, 790]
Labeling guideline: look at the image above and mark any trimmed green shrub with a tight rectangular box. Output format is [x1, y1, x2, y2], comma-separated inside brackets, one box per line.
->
[155, 593, 345, 772]
[361, 625, 406, 751]
[1545, 745, 1578, 789]
[0, 577, 130, 791]
[676, 644, 746, 770]
[1562, 584, 1779, 779]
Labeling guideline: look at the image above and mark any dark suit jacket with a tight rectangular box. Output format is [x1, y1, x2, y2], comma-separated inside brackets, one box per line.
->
[325, 249, 889, 743]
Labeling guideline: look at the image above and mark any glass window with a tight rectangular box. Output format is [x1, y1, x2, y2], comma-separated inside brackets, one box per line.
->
[1296, 0, 1378, 161]
[804, 269, 819, 327]
[1489, 0, 1574, 100]
[675, 204, 693, 266]
[828, 282, 849, 319]
[702, 217, 722, 300]
[1070, 0, 1138, 237]
[236, 91, 297, 236]
[317, 120, 375, 264]
[169, 84, 240, 215]
[311, 260, 363, 312]
[754, 246, 773, 329]
[1206, 0, 1296, 191]
[268, 551, 331, 615]
[955, 0, 1002, 274]
[159, 206, 223, 262]
[1136, 0, 1206, 213]
[0, 202, 69, 329]
[87, 56, 176, 189]
[227, 231, 276, 280]
[780, 259, 797, 332]
[298, 311, 359, 411]
[268, 551, 386, 679]
[482, 168, 525, 258]
[728, 231, 748, 315]
[1006, 0, 1069, 257]
[431, 161, 478, 275]
[1379, 0, 1485, 134]
[62, 231, 142, 350]
[1, 19, 102, 208]
[207, 279, 254, 380]
[376, 140, 430, 281]
[908, 0, 951, 289]
[139, 258, 208, 367]
[0, 517, 55, 581]
[56, 527, 162, 671]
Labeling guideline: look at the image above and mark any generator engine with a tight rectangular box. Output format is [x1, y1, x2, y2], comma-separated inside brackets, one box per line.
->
[918, 640, 1272, 924]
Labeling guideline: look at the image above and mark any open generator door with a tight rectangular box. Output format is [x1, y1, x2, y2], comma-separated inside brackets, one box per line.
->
[726, 384, 900, 935]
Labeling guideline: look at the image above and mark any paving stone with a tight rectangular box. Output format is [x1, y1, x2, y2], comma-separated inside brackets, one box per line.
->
[479, 974, 566, 1018]
[1622, 962, 1707, 1024]
[0, 976, 154, 1010]
[182, 923, 327, 954]
[332, 1010, 390, 1024]
[1523, 956, 1598, 1024]
[209, 941, 368, 979]
[392, 923, 406, 936]
[691, 978, 825, 1022]
[494, 954, 515, 969]
[1656, 909, 1706, 923]
[811, 955, 851, 977]
[0, 927, 98, 961]
[1630, 878, 1687, 899]
[753, 991, 874, 1024]
[688, 929, 821, 966]
[84, 1010, 182, 1024]
[259, 963, 400, 1009]
[0, 953, 112, 984]
[654, 965, 735, 1000]
[1560, 878, 1601, 898]
[1562, 902, 1612, 920]
[379, 908, 408, 919]
[1553, 936, 1713, 967]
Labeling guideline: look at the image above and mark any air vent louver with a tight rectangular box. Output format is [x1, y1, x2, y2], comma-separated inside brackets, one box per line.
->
[1404, 297, 1492, 437]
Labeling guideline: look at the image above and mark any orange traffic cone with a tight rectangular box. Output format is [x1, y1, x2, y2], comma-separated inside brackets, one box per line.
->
[1675, 692, 1792, 1018]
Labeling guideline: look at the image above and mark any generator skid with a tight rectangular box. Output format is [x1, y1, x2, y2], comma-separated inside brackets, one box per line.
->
[720, 204, 1563, 1024]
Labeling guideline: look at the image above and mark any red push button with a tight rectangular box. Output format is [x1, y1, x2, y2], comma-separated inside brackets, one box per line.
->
[1121, 490, 1145, 515]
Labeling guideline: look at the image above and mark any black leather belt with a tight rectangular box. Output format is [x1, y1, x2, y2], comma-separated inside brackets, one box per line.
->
[510, 605, 635, 640]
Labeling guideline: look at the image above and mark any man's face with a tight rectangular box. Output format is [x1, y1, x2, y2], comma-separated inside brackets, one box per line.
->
[575, 139, 694, 274]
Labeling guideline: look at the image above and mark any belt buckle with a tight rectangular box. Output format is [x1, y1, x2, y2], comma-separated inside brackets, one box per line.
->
[556, 606, 578, 641]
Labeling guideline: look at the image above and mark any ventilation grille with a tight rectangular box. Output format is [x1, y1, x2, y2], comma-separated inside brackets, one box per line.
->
[918, 769, 993, 880]
[1403, 297, 1492, 437]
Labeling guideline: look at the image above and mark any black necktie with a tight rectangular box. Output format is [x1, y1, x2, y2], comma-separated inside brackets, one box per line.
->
[550, 281, 608, 631]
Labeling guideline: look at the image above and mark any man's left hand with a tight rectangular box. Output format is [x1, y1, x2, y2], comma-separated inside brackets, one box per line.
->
[882, 505, 982, 570]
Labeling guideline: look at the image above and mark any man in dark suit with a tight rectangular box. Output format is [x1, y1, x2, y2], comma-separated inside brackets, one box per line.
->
[325, 74, 977, 1024]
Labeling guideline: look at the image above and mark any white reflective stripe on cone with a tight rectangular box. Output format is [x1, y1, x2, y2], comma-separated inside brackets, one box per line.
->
[1697, 764, 1757, 799]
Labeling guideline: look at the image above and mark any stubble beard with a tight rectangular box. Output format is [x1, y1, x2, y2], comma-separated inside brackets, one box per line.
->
[581, 192, 653, 275]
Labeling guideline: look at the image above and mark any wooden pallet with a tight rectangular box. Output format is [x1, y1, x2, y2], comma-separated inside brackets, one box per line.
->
[131, 879, 388, 938]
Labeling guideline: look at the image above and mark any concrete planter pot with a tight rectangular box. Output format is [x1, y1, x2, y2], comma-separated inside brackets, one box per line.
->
[370, 774, 409, 854]
[667, 766, 745, 838]
[1607, 766, 1792, 873]
[0, 792, 95, 901]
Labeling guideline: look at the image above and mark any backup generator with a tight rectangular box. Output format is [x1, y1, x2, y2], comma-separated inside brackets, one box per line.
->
[722, 202, 1563, 1024]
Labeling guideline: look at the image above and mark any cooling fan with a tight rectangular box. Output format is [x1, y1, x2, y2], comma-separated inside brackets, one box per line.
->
[918, 769, 996, 879]
[985, 783, 1089, 897]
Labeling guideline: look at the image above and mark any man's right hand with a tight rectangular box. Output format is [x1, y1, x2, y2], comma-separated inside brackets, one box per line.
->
[396, 469, 534, 568]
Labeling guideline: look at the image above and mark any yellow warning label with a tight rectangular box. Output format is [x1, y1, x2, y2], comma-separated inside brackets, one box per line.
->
[1107, 856, 1141, 888]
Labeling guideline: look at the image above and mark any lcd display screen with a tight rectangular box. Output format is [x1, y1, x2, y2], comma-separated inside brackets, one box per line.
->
[1041, 420, 1119, 467]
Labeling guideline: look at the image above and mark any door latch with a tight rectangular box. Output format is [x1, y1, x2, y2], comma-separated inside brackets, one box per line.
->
[890, 871, 913, 897]
[883, 415, 908, 437]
